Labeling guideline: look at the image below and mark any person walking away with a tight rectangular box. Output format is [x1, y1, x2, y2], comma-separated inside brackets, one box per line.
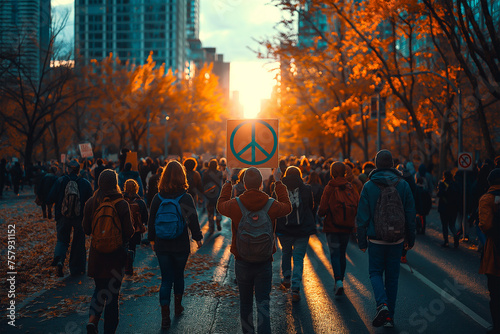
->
[10, 160, 23, 196]
[276, 166, 316, 302]
[37, 166, 58, 219]
[356, 150, 416, 328]
[217, 167, 292, 334]
[318, 162, 359, 296]
[478, 168, 500, 334]
[437, 171, 460, 247]
[82, 169, 134, 334]
[202, 159, 223, 233]
[118, 162, 144, 198]
[123, 179, 148, 275]
[92, 158, 106, 191]
[414, 177, 432, 235]
[148, 160, 203, 330]
[48, 159, 93, 276]
[147, 166, 163, 207]
[184, 158, 203, 204]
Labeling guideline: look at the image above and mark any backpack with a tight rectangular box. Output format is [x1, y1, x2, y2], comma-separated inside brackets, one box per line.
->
[328, 183, 359, 230]
[488, 193, 500, 257]
[236, 197, 275, 263]
[126, 197, 145, 234]
[203, 171, 221, 200]
[61, 178, 81, 218]
[155, 194, 185, 240]
[285, 188, 301, 226]
[373, 179, 406, 242]
[91, 197, 123, 253]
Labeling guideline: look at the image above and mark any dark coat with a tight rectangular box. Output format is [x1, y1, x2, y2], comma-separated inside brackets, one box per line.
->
[118, 170, 144, 197]
[148, 190, 203, 254]
[217, 181, 292, 261]
[437, 178, 459, 216]
[276, 175, 316, 237]
[146, 173, 161, 206]
[318, 177, 359, 233]
[47, 172, 93, 220]
[82, 193, 134, 278]
[124, 193, 149, 244]
[37, 173, 58, 204]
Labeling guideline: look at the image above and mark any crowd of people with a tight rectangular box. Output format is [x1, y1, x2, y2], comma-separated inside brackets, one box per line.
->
[1, 149, 499, 334]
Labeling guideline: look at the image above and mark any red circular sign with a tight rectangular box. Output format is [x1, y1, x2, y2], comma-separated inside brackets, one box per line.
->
[458, 153, 472, 169]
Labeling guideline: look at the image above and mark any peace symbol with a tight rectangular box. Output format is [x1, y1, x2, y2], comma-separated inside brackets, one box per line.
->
[229, 120, 278, 165]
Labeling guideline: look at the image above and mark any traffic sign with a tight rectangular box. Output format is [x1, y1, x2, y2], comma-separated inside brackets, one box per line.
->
[458, 152, 473, 171]
[227, 119, 279, 168]
[79, 143, 93, 158]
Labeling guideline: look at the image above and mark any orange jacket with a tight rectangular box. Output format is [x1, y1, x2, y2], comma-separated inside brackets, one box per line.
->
[479, 184, 500, 276]
[217, 180, 292, 260]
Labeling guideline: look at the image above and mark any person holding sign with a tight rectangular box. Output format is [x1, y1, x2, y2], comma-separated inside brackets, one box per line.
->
[217, 167, 291, 334]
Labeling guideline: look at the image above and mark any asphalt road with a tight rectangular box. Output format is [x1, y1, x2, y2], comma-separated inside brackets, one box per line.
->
[1, 204, 492, 334]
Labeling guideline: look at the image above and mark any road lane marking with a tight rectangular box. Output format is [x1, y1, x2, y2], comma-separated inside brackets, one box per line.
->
[401, 264, 491, 328]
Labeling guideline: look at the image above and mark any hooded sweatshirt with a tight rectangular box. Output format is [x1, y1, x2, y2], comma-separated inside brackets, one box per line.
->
[217, 180, 292, 261]
[356, 168, 416, 249]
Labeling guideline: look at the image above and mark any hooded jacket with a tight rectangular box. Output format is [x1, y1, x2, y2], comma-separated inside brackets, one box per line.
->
[217, 180, 292, 261]
[356, 168, 416, 249]
[276, 175, 316, 237]
[479, 185, 500, 276]
[318, 176, 360, 233]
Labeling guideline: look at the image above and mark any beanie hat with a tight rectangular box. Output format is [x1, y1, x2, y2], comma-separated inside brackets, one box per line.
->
[98, 169, 118, 192]
[330, 162, 346, 178]
[487, 168, 500, 186]
[244, 167, 262, 190]
[375, 150, 394, 169]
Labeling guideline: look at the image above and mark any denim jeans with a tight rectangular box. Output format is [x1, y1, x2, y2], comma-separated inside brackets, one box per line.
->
[54, 217, 86, 275]
[156, 251, 189, 306]
[89, 276, 123, 334]
[277, 234, 309, 290]
[326, 232, 350, 281]
[439, 212, 458, 243]
[235, 259, 272, 334]
[368, 241, 404, 318]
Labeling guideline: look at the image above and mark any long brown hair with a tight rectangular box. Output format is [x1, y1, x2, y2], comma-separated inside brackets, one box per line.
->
[158, 160, 188, 194]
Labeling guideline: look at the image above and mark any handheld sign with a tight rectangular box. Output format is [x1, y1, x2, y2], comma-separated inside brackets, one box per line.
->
[458, 152, 473, 171]
[227, 119, 279, 168]
[79, 143, 93, 158]
[125, 152, 138, 171]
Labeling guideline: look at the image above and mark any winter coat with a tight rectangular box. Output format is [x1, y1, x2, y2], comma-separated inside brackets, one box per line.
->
[186, 170, 203, 201]
[478, 185, 500, 277]
[202, 169, 223, 204]
[415, 184, 432, 216]
[318, 177, 360, 234]
[356, 168, 416, 249]
[37, 173, 58, 204]
[217, 181, 292, 261]
[118, 170, 144, 197]
[124, 193, 149, 245]
[82, 193, 134, 278]
[47, 172, 93, 221]
[437, 179, 459, 216]
[148, 190, 203, 254]
[276, 175, 316, 237]
[93, 165, 106, 190]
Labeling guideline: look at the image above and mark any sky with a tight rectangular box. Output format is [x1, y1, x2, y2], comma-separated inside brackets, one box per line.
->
[51, 0, 283, 118]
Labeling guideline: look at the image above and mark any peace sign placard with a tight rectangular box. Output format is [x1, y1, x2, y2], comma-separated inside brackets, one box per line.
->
[227, 119, 279, 168]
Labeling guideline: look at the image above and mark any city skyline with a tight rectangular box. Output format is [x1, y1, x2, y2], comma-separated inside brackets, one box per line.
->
[51, 0, 282, 118]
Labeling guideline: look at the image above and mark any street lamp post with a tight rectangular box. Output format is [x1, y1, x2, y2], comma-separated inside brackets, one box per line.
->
[390, 71, 465, 235]
[164, 114, 170, 158]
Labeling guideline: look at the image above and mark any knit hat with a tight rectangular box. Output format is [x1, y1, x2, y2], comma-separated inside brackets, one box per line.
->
[375, 150, 394, 169]
[330, 162, 346, 178]
[244, 167, 262, 190]
[68, 159, 80, 169]
[98, 169, 118, 192]
[487, 168, 500, 186]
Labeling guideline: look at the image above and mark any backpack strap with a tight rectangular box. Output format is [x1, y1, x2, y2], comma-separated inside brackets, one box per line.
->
[263, 198, 275, 212]
[236, 197, 249, 215]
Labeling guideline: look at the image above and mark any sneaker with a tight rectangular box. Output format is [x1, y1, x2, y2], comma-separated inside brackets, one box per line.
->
[400, 256, 407, 264]
[280, 278, 291, 290]
[383, 317, 394, 328]
[56, 262, 64, 277]
[372, 303, 389, 327]
[334, 280, 344, 296]
[291, 290, 300, 302]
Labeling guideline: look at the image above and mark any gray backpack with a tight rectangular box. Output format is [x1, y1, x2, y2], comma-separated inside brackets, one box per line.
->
[373, 179, 405, 242]
[61, 178, 81, 218]
[236, 197, 275, 263]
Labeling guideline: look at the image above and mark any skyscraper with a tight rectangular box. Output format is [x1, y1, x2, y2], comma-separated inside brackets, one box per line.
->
[186, 0, 199, 40]
[0, 0, 51, 80]
[75, 0, 187, 73]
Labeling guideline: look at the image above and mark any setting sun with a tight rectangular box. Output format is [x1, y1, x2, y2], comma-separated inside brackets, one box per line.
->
[230, 61, 278, 119]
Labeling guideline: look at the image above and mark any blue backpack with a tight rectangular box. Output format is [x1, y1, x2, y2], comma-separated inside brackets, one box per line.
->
[155, 194, 185, 240]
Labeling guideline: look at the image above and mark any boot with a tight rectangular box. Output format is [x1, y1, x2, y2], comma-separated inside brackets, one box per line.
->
[174, 294, 184, 316]
[86, 314, 100, 334]
[161, 305, 171, 330]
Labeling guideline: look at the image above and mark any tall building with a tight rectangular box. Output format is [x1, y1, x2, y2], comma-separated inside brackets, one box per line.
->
[186, 0, 199, 40]
[75, 0, 187, 73]
[0, 0, 51, 80]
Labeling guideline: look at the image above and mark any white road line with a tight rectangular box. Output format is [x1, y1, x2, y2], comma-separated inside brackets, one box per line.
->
[401, 264, 491, 329]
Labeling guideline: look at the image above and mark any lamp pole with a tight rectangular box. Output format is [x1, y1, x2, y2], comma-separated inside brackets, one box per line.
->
[164, 114, 170, 158]
[391, 71, 465, 235]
